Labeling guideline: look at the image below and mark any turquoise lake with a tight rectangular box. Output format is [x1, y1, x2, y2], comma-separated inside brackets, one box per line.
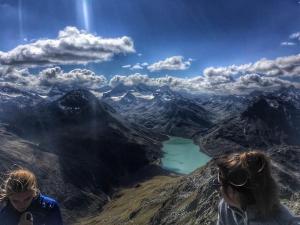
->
[161, 136, 211, 174]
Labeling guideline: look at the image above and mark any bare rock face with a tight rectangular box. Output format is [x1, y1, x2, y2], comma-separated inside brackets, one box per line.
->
[149, 161, 219, 225]
[197, 94, 300, 156]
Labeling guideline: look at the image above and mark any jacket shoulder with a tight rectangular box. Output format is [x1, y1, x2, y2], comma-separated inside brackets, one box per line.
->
[0, 200, 7, 212]
[37, 194, 59, 210]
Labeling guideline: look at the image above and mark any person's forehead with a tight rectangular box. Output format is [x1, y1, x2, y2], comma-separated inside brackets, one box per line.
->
[10, 190, 33, 200]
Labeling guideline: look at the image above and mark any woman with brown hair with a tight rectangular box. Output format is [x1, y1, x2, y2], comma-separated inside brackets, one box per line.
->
[0, 168, 63, 225]
[216, 150, 300, 225]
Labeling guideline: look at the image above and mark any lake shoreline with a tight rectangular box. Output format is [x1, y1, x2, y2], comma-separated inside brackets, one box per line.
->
[160, 136, 211, 175]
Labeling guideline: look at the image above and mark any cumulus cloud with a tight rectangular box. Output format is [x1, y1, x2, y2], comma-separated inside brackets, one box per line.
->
[109, 72, 295, 95]
[122, 64, 131, 68]
[0, 66, 107, 94]
[147, 56, 192, 72]
[203, 54, 300, 78]
[0, 26, 135, 68]
[109, 73, 207, 93]
[1, 53, 299, 96]
[110, 54, 300, 94]
[38, 67, 107, 90]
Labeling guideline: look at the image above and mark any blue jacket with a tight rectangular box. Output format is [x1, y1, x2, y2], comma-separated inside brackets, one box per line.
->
[0, 194, 63, 225]
[217, 198, 300, 225]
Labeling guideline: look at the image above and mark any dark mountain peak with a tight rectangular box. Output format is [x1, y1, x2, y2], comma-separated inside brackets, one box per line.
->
[153, 86, 177, 102]
[58, 89, 98, 108]
[50, 89, 108, 119]
[155, 85, 173, 93]
[48, 84, 69, 97]
[110, 83, 130, 95]
[120, 91, 137, 105]
[242, 96, 286, 121]
[134, 83, 156, 93]
[102, 83, 128, 99]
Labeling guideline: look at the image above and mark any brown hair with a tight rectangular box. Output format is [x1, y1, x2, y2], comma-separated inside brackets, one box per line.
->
[216, 150, 279, 218]
[0, 168, 40, 201]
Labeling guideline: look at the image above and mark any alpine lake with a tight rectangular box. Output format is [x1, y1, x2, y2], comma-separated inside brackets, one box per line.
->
[161, 136, 211, 174]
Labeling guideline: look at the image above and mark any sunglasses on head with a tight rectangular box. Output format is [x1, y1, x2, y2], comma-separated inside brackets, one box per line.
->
[214, 154, 266, 188]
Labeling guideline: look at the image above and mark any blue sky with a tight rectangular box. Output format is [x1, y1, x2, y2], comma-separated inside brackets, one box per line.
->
[0, 0, 300, 94]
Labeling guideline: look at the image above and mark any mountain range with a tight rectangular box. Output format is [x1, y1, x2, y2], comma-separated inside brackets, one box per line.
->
[0, 83, 299, 224]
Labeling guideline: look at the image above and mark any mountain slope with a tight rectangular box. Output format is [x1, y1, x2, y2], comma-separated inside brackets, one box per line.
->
[197, 94, 300, 156]
[1, 89, 163, 224]
[0, 123, 107, 224]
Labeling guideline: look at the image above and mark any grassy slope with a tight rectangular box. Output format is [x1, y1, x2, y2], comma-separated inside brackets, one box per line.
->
[76, 171, 180, 225]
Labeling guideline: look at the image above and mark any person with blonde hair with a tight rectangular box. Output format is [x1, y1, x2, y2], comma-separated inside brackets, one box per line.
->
[215, 150, 300, 225]
[0, 168, 63, 225]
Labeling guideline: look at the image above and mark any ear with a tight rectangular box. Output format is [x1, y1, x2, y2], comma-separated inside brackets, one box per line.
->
[226, 186, 241, 208]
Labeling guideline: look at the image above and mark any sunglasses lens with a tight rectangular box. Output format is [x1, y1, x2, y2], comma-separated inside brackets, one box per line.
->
[228, 169, 248, 186]
[247, 156, 266, 173]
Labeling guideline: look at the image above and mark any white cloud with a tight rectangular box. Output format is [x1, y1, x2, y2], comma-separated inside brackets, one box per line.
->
[38, 67, 107, 90]
[147, 56, 192, 72]
[281, 42, 296, 46]
[122, 62, 149, 70]
[110, 54, 300, 94]
[1, 53, 300, 96]
[0, 66, 107, 93]
[289, 32, 300, 41]
[281, 31, 300, 46]
[131, 63, 144, 70]
[203, 54, 300, 78]
[0, 26, 135, 68]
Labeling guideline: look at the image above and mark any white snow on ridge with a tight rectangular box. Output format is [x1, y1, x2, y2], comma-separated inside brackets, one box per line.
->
[132, 92, 154, 100]
[111, 93, 126, 101]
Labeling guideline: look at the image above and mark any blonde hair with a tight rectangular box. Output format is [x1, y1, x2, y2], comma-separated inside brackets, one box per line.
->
[217, 150, 280, 218]
[0, 168, 40, 201]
